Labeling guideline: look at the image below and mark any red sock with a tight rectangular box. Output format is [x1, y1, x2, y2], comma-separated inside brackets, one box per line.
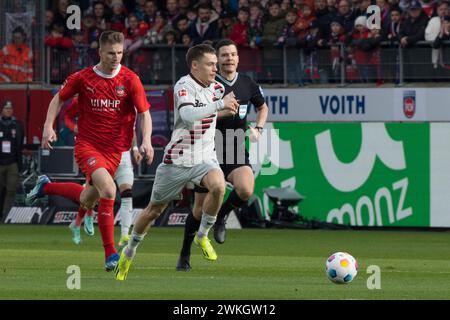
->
[86, 208, 93, 216]
[43, 183, 83, 204]
[97, 198, 116, 259]
[74, 207, 89, 227]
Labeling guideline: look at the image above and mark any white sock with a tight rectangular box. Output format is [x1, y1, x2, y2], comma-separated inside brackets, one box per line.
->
[197, 212, 217, 239]
[119, 197, 133, 237]
[125, 230, 145, 258]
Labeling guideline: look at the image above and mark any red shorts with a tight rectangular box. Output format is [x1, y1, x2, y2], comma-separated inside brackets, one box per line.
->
[74, 141, 122, 185]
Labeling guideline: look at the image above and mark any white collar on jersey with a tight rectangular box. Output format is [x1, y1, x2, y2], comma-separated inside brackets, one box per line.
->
[216, 72, 239, 87]
[93, 64, 122, 78]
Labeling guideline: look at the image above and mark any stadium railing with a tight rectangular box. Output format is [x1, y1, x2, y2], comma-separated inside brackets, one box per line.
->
[37, 41, 450, 86]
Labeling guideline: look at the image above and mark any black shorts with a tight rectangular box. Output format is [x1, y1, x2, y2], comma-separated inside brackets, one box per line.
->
[194, 152, 252, 194]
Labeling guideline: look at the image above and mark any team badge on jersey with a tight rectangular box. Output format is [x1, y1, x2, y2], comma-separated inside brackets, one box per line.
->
[116, 86, 125, 97]
[239, 104, 248, 119]
[87, 157, 97, 167]
[213, 83, 225, 100]
[178, 89, 188, 97]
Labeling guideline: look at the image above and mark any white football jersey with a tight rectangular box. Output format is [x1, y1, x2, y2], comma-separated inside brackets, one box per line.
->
[163, 74, 225, 167]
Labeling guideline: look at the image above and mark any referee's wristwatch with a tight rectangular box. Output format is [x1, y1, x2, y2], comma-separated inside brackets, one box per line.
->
[255, 126, 264, 134]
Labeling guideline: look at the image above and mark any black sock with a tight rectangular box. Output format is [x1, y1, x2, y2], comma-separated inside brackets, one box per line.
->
[217, 189, 246, 223]
[180, 213, 200, 258]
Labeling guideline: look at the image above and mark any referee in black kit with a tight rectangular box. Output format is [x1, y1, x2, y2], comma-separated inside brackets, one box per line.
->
[176, 39, 269, 271]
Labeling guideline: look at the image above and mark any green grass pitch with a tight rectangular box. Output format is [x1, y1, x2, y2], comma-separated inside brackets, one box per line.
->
[0, 225, 449, 300]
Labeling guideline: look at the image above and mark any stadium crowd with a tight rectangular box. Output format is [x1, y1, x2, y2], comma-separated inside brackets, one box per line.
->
[2, 0, 450, 84]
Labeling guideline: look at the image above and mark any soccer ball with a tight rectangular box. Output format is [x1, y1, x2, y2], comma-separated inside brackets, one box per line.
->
[326, 252, 358, 284]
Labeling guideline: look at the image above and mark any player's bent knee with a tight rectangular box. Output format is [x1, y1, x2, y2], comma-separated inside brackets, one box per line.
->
[236, 187, 253, 201]
[208, 182, 225, 198]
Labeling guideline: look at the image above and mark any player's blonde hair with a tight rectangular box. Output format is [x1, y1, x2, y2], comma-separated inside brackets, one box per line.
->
[99, 31, 124, 47]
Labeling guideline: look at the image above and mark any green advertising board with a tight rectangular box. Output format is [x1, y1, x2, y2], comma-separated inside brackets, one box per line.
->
[251, 122, 429, 227]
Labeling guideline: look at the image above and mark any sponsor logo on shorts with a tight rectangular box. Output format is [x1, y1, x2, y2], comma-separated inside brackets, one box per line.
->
[168, 213, 188, 225]
[87, 157, 96, 167]
[116, 85, 125, 97]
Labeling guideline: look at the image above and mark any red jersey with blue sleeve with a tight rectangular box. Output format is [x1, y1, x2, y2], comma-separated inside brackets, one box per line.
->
[58, 64, 150, 153]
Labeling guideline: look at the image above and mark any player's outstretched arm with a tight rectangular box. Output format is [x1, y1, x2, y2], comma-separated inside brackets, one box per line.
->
[138, 110, 154, 165]
[179, 91, 239, 123]
[42, 93, 64, 150]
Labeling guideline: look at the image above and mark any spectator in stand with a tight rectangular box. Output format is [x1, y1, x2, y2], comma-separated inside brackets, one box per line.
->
[249, 4, 264, 48]
[82, 13, 102, 50]
[277, 9, 301, 84]
[93, 1, 111, 32]
[229, 6, 261, 78]
[354, 0, 371, 17]
[164, 0, 182, 28]
[52, 0, 70, 36]
[399, 0, 429, 47]
[71, 30, 93, 73]
[350, 16, 382, 83]
[182, 32, 193, 46]
[327, 0, 339, 16]
[110, 0, 127, 32]
[326, 18, 347, 80]
[432, 15, 450, 47]
[294, 3, 316, 46]
[218, 11, 236, 39]
[229, 7, 251, 46]
[144, 11, 171, 45]
[426, 1, 449, 67]
[280, 0, 293, 14]
[261, 1, 286, 82]
[422, 0, 438, 18]
[336, 0, 357, 33]
[0, 27, 33, 83]
[426, 1, 449, 41]
[133, 0, 147, 21]
[142, 0, 159, 26]
[45, 22, 74, 50]
[189, 4, 220, 45]
[179, 0, 192, 15]
[303, 20, 324, 83]
[175, 15, 191, 42]
[123, 13, 147, 54]
[212, 0, 226, 17]
[186, 7, 198, 24]
[315, 0, 333, 38]
[386, 6, 403, 41]
[350, 16, 368, 82]
[45, 10, 54, 35]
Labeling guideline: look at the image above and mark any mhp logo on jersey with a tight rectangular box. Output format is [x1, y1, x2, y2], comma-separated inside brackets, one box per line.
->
[116, 85, 125, 97]
[403, 90, 416, 119]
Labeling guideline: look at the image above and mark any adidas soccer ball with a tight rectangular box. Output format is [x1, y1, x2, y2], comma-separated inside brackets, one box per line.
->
[326, 252, 358, 284]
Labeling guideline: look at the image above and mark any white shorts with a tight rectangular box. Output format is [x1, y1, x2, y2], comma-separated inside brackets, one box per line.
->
[150, 158, 221, 204]
[114, 151, 134, 187]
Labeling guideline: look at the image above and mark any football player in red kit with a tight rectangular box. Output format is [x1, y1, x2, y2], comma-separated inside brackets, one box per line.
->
[37, 31, 154, 271]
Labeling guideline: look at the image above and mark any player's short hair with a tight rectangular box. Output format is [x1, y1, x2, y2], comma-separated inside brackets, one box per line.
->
[186, 44, 216, 68]
[99, 31, 124, 47]
[215, 39, 238, 54]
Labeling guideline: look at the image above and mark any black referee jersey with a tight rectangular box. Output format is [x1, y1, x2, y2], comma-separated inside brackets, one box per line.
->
[215, 72, 266, 133]
[215, 72, 266, 171]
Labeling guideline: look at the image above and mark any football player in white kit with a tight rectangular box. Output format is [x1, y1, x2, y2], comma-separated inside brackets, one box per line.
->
[114, 143, 142, 246]
[114, 44, 239, 281]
